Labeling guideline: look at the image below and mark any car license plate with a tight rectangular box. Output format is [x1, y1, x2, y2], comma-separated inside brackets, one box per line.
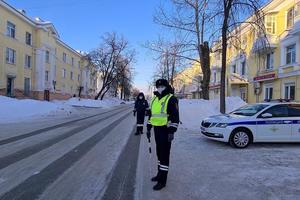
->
[201, 127, 206, 132]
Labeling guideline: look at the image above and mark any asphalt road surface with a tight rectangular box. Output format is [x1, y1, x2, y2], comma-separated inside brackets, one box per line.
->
[0, 105, 140, 200]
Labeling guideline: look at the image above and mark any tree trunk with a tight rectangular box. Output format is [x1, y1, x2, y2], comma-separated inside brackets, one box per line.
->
[100, 87, 110, 100]
[95, 86, 105, 100]
[170, 56, 176, 86]
[220, 1, 232, 114]
[200, 42, 210, 100]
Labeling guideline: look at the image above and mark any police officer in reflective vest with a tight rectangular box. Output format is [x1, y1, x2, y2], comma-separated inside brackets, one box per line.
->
[147, 78, 179, 190]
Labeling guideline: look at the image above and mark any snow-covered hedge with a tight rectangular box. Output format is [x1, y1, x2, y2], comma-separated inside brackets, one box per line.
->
[0, 96, 73, 124]
[179, 97, 246, 131]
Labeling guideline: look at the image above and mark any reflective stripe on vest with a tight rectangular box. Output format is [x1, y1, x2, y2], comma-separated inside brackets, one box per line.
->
[150, 94, 173, 126]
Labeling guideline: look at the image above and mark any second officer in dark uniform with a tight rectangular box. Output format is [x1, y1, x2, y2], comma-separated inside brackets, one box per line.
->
[133, 92, 149, 135]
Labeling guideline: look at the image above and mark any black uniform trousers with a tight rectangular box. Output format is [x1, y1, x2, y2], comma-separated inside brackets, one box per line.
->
[136, 111, 145, 133]
[154, 125, 172, 184]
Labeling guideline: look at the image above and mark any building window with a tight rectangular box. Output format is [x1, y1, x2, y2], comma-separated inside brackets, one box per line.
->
[264, 85, 273, 101]
[266, 52, 274, 70]
[45, 70, 49, 81]
[25, 55, 31, 68]
[70, 71, 73, 80]
[25, 32, 32, 45]
[6, 48, 16, 64]
[62, 69, 66, 78]
[63, 53, 67, 63]
[24, 78, 30, 96]
[287, 7, 295, 29]
[286, 44, 296, 64]
[241, 61, 246, 75]
[71, 57, 74, 66]
[284, 82, 295, 100]
[232, 64, 237, 73]
[78, 74, 80, 81]
[265, 14, 276, 34]
[45, 50, 50, 63]
[6, 21, 16, 38]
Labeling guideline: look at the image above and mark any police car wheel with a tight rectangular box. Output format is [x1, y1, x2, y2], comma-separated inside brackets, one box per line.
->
[230, 130, 251, 148]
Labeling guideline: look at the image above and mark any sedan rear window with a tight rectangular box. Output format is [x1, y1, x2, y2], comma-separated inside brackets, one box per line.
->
[288, 104, 300, 117]
[230, 104, 269, 116]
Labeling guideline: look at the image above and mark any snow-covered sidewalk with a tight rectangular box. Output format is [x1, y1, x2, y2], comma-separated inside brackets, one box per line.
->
[0, 96, 74, 124]
[59, 97, 128, 108]
[135, 97, 300, 200]
[0, 96, 126, 124]
[136, 129, 300, 200]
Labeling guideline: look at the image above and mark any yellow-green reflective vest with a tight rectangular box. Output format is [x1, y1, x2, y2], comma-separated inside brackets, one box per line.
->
[150, 94, 173, 126]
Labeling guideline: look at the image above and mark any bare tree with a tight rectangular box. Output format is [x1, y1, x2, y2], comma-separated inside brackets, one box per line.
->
[213, 0, 266, 113]
[88, 32, 135, 100]
[147, 38, 184, 86]
[154, 0, 211, 99]
[131, 87, 140, 98]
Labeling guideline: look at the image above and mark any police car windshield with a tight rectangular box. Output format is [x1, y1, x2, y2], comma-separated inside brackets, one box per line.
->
[230, 104, 269, 116]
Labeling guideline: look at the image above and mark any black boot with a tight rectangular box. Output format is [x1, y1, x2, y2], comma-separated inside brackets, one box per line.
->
[135, 126, 141, 135]
[151, 175, 159, 182]
[153, 182, 166, 190]
[140, 127, 144, 134]
[151, 167, 160, 182]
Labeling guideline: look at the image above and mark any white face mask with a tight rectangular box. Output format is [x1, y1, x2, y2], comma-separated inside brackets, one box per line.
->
[157, 86, 166, 94]
[139, 96, 143, 99]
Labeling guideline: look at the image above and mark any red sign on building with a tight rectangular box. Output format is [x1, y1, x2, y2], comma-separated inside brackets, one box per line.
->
[253, 73, 276, 82]
[209, 84, 221, 89]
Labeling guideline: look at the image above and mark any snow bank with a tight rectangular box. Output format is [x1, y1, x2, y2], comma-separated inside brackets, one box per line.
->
[0, 96, 73, 124]
[179, 97, 246, 131]
[62, 97, 127, 108]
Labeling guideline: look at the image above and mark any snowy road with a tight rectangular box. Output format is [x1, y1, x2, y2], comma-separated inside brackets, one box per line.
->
[1, 102, 300, 200]
[0, 105, 138, 200]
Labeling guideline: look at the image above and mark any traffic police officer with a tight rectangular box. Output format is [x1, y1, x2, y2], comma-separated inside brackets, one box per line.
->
[147, 79, 179, 190]
[133, 92, 149, 135]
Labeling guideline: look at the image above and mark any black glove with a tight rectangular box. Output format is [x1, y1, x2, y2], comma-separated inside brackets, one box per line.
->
[133, 110, 136, 117]
[145, 109, 150, 116]
[146, 130, 151, 139]
[147, 123, 152, 131]
[168, 133, 174, 142]
[168, 126, 177, 134]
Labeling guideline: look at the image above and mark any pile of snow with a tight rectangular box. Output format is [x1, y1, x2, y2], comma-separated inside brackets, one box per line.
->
[0, 96, 74, 124]
[62, 97, 128, 108]
[179, 96, 246, 131]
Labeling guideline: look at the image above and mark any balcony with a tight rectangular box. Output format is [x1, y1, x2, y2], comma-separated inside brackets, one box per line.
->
[229, 73, 248, 85]
[251, 35, 278, 53]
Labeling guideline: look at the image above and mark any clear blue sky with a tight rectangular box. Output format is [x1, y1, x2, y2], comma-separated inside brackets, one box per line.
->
[6, 0, 162, 93]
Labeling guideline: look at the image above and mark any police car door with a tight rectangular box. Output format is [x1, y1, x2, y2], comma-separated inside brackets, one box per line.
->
[288, 104, 300, 140]
[256, 104, 292, 141]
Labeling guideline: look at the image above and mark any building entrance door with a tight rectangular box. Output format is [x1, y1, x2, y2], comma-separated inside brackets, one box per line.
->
[6, 77, 14, 97]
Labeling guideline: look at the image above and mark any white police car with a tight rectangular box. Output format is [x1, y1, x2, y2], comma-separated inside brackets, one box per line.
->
[201, 102, 300, 148]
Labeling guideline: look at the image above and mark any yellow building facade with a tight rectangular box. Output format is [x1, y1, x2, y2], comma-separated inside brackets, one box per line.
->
[210, 0, 300, 103]
[173, 62, 202, 99]
[0, 1, 97, 100]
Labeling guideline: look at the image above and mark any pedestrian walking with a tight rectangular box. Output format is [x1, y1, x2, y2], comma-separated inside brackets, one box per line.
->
[133, 92, 149, 135]
[146, 79, 179, 190]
